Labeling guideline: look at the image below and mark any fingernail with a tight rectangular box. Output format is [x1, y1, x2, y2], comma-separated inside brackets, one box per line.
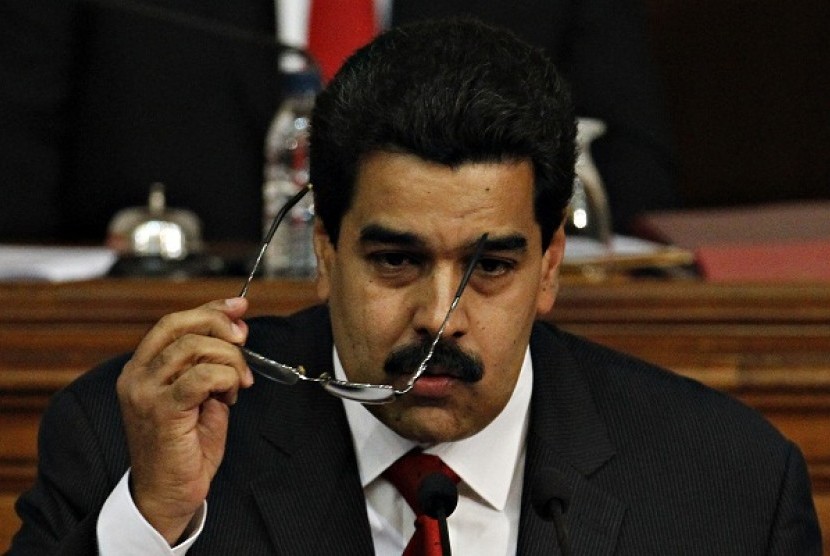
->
[225, 297, 245, 309]
[230, 321, 245, 339]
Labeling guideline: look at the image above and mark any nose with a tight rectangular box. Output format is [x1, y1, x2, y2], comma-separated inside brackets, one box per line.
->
[412, 263, 470, 341]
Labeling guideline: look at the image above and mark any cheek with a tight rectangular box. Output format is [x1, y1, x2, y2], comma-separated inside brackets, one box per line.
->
[470, 300, 531, 392]
[332, 279, 414, 369]
[477, 287, 538, 343]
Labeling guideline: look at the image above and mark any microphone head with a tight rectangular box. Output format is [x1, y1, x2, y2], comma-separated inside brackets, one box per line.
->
[418, 472, 459, 519]
[531, 467, 573, 520]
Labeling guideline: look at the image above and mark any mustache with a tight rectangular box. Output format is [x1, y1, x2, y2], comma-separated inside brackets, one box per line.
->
[384, 339, 484, 383]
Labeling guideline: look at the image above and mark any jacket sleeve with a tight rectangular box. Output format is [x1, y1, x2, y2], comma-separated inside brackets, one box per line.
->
[8, 385, 124, 555]
[764, 441, 823, 555]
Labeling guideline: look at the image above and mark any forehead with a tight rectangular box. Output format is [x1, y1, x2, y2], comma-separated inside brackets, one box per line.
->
[344, 151, 538, 247]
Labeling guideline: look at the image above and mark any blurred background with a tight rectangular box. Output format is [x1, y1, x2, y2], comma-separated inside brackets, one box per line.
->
[644, 0, 828, 211]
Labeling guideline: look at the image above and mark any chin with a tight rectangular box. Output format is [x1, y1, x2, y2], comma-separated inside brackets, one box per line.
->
[370, 404, 482, 444]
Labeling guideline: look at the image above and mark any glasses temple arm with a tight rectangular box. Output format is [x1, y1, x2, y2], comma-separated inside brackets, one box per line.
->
[239, 184, 313, 298]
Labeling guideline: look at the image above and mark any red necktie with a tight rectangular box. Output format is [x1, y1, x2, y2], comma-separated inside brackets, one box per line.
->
[307, 0, 377, 82]
[383, 451, 460, 556]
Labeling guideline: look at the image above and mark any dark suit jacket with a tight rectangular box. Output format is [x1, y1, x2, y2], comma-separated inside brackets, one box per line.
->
[9, 305, 821, 554]
[0, 0, 677, 243]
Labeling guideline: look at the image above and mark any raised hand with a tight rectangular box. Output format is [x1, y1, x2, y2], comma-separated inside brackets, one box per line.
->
[116, 297, 254, 544]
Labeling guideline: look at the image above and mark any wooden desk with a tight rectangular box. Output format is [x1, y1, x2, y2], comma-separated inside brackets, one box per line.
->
[2, 278, 829, 551]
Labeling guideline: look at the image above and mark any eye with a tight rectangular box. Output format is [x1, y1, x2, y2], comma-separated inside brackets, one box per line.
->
[367, 251, 422, 275]
[475, 257, 515, 277]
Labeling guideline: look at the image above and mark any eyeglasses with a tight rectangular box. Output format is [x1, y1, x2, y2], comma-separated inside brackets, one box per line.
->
[237, 184, 487, 404]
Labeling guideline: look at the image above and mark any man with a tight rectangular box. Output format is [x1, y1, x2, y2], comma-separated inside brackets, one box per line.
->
[0, 0, 676, 243]
[10, 19, 820, 555]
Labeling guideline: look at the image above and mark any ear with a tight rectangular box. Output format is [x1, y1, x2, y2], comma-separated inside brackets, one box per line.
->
[313, 220, 335, 302]
[536, 223, 566, 316]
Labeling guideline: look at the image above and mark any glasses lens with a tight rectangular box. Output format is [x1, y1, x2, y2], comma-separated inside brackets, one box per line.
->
[240, 347, 300, 385]
[322, 380, 396, 404]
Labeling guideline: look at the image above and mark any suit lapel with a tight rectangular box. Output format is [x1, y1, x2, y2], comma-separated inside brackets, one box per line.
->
[518, 324, 626, 555]
[251, 385, 374, 555]
[245, 306, 374, 555]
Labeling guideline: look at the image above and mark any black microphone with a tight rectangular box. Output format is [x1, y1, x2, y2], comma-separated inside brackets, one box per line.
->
[418, 472, 459, 556]
[531, 467, 573, 556]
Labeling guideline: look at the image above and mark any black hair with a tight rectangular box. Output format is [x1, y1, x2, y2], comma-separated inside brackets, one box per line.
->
[310, 18, 576, 248]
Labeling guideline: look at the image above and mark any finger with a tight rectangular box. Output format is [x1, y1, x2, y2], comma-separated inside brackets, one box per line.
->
[220, 296, 249, 320]
[120, 335, 251, 415]
[131, 298, 249, 367]
[170, 330, 253, 388]
[152, 333, 249, 384]
[169, 362, 244, 410]
[124, 334, 250, 394]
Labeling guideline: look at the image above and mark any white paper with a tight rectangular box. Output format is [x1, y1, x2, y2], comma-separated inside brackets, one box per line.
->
[564, 234, 666, 263]
[0, 245, 117, 282]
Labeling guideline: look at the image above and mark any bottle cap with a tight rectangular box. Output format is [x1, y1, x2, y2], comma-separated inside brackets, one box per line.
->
[281, 70, 323, 95]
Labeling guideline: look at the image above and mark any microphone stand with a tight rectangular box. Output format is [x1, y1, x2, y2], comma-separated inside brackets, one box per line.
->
[549, 499, 572, 556]
[436, 508, 452, 556]
[531, 467, 573, 556]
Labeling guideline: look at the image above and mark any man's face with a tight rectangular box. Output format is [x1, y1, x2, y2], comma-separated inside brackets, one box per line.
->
[314, 151, 564, 443]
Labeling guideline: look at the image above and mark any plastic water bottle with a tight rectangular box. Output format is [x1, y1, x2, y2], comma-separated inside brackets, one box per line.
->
[262, 67, 320, 277]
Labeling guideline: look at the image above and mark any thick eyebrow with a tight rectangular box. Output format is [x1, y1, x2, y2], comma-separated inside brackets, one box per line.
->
[480, 234, 527, 253]
[359, 224, 426, 248]
[360, 225, 527, 254]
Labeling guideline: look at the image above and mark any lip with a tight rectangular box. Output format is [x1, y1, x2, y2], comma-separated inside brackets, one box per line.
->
[408, 374, 460, 398]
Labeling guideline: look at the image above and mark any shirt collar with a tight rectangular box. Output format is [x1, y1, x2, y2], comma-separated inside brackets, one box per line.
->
[337, 347, 533, 511]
